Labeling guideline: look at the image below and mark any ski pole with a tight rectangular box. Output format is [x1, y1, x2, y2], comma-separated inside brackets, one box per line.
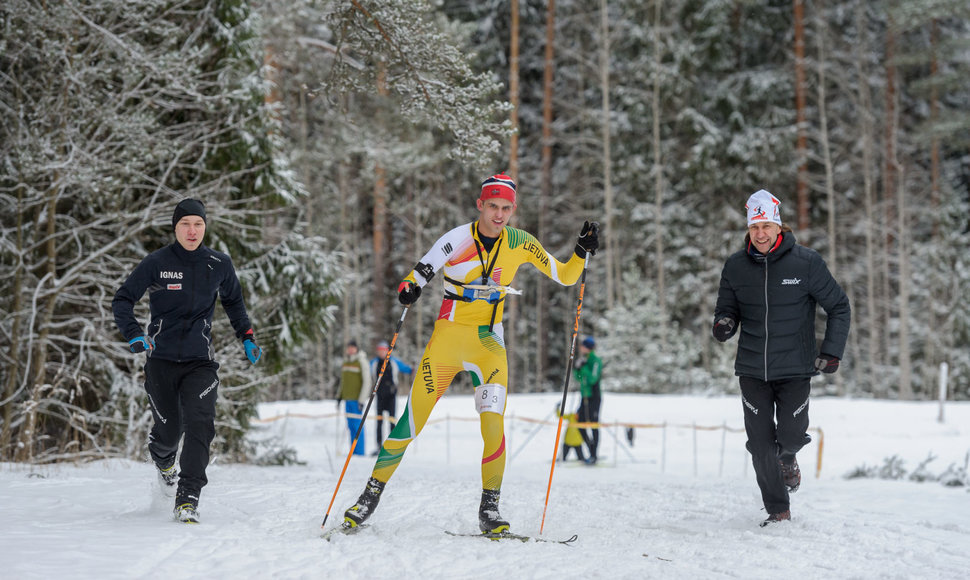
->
[321, 306, 410, 529]
[540, 252, 590, 535]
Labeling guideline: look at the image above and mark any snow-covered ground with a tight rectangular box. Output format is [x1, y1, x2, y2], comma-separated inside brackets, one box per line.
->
[3, 393, 969, 579]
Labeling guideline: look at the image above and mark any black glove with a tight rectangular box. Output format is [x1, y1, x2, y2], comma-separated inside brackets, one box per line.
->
[712, 317, 736, 342]
[814, 354, 840, 374]
[398, 280, 421, 305]
[128, 336, 154, 354]
[575, 221, 600, 258]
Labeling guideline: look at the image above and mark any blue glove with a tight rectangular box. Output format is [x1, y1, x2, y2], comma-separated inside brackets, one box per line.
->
[128, 336, 154, 354]
[243, 330, 261, 364]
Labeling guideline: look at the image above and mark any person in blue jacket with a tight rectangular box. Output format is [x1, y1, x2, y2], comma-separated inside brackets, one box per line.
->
[369, 340, 414, 452]
[112, 198, 262, 524]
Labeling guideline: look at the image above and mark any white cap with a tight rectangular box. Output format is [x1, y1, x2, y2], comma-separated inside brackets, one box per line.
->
[745, 190, 782, 227]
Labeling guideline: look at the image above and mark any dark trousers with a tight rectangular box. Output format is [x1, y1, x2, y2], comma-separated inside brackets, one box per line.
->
[375, 390, 396, 446]
[144, 358, 219, 502]
[577, 394, 601, 460]
[562, 444, 585, 461]
[739, 375, 811, 514]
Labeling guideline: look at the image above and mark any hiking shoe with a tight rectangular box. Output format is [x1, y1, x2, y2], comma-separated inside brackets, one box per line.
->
[343, 477, 386, 528]
[478, 489, 510, 534]
[760, 510, 791, 527]
[157, 463, 178, 495]
[780, 457, 801, 493]
[174, 502, 200, 524]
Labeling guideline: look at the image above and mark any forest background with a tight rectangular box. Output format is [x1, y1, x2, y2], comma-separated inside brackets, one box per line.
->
[2, 0, 969, 464]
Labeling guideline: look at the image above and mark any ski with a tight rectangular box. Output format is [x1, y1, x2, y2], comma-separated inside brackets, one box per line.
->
[445, 530, 578, 545]
[322, 523, 369, 541]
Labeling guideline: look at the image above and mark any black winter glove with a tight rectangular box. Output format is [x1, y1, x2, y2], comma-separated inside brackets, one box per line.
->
[398, 280, 422, 305]
[712, 317, 736, 342]
[575, 220, 600, 258]
[814, 354, 840, 374]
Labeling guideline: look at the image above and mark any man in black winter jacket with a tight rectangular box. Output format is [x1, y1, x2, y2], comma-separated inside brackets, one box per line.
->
[112, 198, 262, 524]
[713, 189, 850, 527]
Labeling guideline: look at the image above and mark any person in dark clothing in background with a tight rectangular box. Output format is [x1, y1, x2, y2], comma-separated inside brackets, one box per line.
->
[112, 198, 262, 524]
[713, 189, 850, 527]
[369, 340, 413, 453]
[574, 336, 603, 465]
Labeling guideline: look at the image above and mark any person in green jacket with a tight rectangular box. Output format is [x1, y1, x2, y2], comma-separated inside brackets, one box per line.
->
[573, 336, 603, 464]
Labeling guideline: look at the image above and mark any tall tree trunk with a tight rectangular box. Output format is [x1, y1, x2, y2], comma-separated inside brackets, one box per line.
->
[1, 190, 27, 458]
[600, 0, 616, 311]
[793, 0, 809, 232]
[372, 61, 390, 345]
[854, 1, 879, 396]
[652, 0, 666, 343]
[506, 0, 521, 389]
[509, 0, 521, 181]
[897, 166, 912, 399]
[925, 19, 942, 392]
[815, 0, 841, 395]
[883, 16, 899, 394]
[537, 0, 556, 389]
[16, 189, 59, 462]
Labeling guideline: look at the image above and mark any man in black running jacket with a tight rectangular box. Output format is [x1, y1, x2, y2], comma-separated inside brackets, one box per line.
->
[713, 190, 850, 527]
[112, 198, 262, 524]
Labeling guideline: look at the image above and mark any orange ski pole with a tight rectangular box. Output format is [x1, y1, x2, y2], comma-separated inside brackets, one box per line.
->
[321, 306, 409, 530]
[540, 252, 589, 535]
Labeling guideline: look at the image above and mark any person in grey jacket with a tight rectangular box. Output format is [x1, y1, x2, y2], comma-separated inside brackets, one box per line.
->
[713, 189, 850, 527]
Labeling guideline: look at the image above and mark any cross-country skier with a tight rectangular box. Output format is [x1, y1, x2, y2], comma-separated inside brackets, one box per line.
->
[341, 173, 599, 534]
[112, 198, 262, 524]
[712, 190, 850, 527]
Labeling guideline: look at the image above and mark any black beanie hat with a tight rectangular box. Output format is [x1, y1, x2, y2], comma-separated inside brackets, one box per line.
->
[172, 198, 206, 231]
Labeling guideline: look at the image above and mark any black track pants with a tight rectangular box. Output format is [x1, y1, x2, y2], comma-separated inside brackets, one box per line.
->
[577, 394, 601, 460]
[144, 358, 219, 501]
[739, 376, 811, 514]
[375, 390, 397, 446]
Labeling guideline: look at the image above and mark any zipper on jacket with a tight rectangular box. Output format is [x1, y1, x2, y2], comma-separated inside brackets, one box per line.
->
[763, 258, 769, 382]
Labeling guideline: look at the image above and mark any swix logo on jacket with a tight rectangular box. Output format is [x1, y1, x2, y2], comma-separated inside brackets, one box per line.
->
[112, 242, 252, 363]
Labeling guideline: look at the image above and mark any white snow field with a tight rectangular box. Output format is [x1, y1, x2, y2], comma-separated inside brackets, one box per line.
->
[3, 393, 969, 579]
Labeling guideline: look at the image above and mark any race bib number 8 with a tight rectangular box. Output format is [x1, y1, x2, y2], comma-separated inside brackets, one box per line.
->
[474, 384, 507, 415]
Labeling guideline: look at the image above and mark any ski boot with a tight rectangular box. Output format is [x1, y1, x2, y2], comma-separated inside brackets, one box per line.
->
[780, 457, 801, 493]
[174, 490, 200, 524]
[156, 462, 178, 496]
[760, 510, 791, 527]
[478, 489, 510, 534]
[343, 477, 386, 528]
